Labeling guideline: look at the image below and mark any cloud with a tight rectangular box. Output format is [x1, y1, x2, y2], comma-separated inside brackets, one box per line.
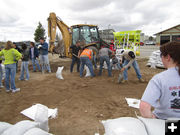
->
[0, 0, 180, 41]
[60, 0, 112, 11]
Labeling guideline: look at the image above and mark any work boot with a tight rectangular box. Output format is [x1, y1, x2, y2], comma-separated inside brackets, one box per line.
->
[121, 80, 128, 84]
[139, 78, 145, 83]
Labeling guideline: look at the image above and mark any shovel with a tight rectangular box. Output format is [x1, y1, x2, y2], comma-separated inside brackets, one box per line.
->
[118, 64, 124, 83]
[118, 71, 123, 83]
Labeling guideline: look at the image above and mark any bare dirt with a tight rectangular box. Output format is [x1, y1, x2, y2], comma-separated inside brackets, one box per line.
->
[0, 54, 164, 135]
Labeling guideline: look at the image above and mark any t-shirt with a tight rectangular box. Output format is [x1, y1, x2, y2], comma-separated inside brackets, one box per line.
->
[141, 67, 180, 119]
[31, 48, 34, 59]
[70, 45, 80, 56]
[99, 48, 112, 57]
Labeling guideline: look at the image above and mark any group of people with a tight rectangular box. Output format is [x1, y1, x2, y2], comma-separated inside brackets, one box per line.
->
[70, 40, 144, 83]
[1, 38, 180, 120]
[70, 41, 180, 119]
[0, 37, 51, 93]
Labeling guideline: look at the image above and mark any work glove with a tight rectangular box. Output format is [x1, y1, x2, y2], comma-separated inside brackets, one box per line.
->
[38, 45, 42, 49]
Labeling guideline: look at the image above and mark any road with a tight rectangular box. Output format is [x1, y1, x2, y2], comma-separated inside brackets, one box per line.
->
[138, 45, 160, 58]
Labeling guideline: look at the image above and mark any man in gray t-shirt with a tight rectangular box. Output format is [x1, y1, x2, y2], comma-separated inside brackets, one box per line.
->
[141, 67, 180, 119]
[98, 47, 113, 77]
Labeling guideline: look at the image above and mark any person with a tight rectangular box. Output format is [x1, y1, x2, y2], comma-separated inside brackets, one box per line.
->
[0, 57, 3, 89]
[109, 40, 115, 52]
[120, 50, 144, 83]
[29, 42, 41, 72]
[0, 41, 22, 93]
[38, 37, 51, 73]
[140, 42, 180, 119]
[79, 48, 95, 77]
[19, 44, 30, 81]
[98, 46, 113, 77]
[13, 42, 21, 72]
[69, 41, 81, 73]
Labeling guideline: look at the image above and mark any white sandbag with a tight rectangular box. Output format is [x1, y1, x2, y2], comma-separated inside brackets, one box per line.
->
[85, 66, 91, 77]
[0, 122, 12, 134]
[102, 117, 148, 135]
[34, 104, 49, 132]
[2, 120, 39, 135]
[21, 104, 58, 120]
[137, 116, 165, 135]
[150, 62, 156, 69]
[125, 98, 140, 108]
[24, 128, 53, 135]
[56, 66, 64, 80]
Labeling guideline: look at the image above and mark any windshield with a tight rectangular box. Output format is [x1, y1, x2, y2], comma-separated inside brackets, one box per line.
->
[80, 26, 91, 44]
[90, 27, 98, 42]
[72, 27, 80, 45]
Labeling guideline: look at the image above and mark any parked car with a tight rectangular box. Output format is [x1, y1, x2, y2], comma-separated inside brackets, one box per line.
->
[140, 42, 144, 46]
[145, 41, 156, 45]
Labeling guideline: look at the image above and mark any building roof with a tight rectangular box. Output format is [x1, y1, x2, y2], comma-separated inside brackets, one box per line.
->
[154, 24, 180, 35]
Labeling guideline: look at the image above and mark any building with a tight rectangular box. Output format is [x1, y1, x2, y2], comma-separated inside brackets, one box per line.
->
[155, 24, 180, 45]
[99, 29, 115, 43]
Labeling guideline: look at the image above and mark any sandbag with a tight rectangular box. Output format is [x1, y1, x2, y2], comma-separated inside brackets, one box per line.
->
[0, 122, 12, 134]
[85, 66, 91, 77]
[2, 120, 39, 135]
[24, 128, 53, 135]
[34, 104, 49, 132]
[21, 104, 58, 120]
[102, 117, 148, 135]
[137, 116, 165, 135]
[125, 98, 140, 108]
[56, 66, 64, 80]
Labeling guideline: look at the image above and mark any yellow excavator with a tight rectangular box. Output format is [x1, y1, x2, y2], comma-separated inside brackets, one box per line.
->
[48, 12, 109, 57]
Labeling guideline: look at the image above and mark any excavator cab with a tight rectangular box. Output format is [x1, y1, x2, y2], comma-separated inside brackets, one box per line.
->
[71, 25, 101, 49]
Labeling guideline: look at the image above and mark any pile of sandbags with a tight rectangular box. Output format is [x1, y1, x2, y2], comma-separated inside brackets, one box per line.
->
[0, 104, 58, 135]
[102, 116, 165, 135]
[146, 50, 164, 69]
[0, 120, 53, 135]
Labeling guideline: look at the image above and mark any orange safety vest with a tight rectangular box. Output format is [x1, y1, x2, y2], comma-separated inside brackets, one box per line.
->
[80, 49, 92, 59]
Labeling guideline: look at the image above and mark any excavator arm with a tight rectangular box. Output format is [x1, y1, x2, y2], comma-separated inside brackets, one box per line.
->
[48, 12, 72, 57]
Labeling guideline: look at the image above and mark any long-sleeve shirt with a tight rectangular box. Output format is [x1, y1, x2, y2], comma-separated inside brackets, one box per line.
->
[0, 48, 22, 65]
[99, 48, 112, 57]
[39, 42, 49, 55]
[120, 50, 136, 69]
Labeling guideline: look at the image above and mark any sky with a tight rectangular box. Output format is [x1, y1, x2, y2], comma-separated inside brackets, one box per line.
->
[0, 0, 180, 41]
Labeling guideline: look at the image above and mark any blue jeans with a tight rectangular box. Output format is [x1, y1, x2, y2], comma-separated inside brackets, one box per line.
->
[93, 55, 97, 69]
[5, 63, 16, 90]
[39, 55, 51, 72]
[123, 59, 142, 80]
[80, 57, 95, 77]
[70, 56, 80, 72]
[99, 56, 112, 76]
[32, 58, 41, 71]
[0, 64, 3, 86]
[20, 61, 29, 80]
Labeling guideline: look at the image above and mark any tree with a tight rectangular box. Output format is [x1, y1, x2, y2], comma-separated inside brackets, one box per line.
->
[34, 22, 46, 42]
[149, 36, 154, 41]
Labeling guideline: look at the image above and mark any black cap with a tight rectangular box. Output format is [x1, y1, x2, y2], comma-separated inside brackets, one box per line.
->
[128, 51, 135, 59]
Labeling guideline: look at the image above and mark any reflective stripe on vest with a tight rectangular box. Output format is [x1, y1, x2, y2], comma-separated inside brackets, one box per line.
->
[80, 49, 92, 59]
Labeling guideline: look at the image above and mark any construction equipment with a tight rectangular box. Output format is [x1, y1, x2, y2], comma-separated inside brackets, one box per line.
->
[48, 12, 108, 57]
[113, 30, 141, 56]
